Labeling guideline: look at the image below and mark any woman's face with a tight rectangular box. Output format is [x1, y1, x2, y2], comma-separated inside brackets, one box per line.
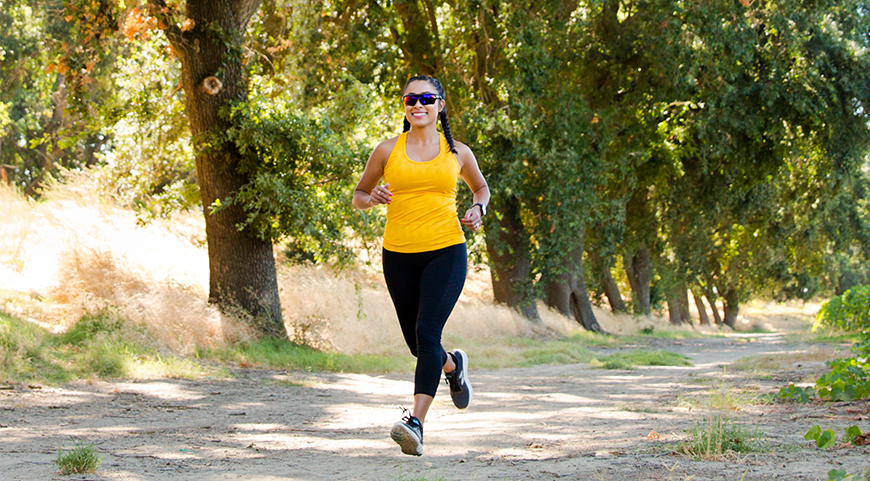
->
[403, 80, 443, 129]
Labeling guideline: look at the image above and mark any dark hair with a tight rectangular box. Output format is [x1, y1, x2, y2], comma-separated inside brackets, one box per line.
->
[402, 75, 458, 154]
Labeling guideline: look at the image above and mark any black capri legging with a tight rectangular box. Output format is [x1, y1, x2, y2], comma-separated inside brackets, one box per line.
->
[382, 243, 467, 397]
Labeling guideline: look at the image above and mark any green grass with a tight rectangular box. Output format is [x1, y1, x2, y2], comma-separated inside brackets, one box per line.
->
[0, 309, 223, 385]
[444, 334, 598, 369]
[199, 337, 414, 374]
[677, 414, 767, 459]
[596, 349, 693, 370]
[57, 442, 102, 475]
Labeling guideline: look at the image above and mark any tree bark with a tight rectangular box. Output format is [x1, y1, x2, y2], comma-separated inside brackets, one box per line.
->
[704, 285, 723, 326]
[667, 296, 682, 325]
[721, 287, 739, 329]
[485, 196, 539, 321]
[154, 0, 284, 336]
[588, 250, 627, 313]
[692, 287, 711, 325]
[624, 245, 651, 316]
[546, 235, 602, 332]
[601, 266, 627, 314]
[677, 287, 691, 324]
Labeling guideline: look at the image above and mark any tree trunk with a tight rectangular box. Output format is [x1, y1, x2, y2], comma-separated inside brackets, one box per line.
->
[692, 287, 711, 325]
[704, 286, 723, 326]
[624, 245, 651, 316]
[156, 0, 284, 336]
[485, 196, 539, 321]
[588, 250, 627, 313]
[546, 235, 602, 332]
[667, 296, 682, 325]
[601, 266, 627, 314]
[721, 288, 739, 329]
[678, 287, 691, 324]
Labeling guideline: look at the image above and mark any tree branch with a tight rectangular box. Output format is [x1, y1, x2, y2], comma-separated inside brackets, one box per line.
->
[146, 0, 183, 48]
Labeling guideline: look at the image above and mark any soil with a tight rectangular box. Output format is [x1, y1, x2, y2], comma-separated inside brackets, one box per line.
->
[2, 333, 869, 481]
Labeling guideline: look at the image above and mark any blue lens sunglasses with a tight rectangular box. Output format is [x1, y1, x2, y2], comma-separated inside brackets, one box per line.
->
[403, 93, 443, 106]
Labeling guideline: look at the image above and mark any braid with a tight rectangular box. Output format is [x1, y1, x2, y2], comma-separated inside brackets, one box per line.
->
[439, 110, 458, 154]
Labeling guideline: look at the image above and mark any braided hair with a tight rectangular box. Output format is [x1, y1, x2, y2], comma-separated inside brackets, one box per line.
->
[402, 75, 458, 154]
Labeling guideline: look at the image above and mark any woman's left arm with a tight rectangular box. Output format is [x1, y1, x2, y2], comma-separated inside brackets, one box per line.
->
[456, 142, 490, 232]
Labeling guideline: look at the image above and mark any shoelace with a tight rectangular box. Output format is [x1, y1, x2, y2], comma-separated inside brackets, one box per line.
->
[398, 407, 422, 435]
[444, 370, 461, 391]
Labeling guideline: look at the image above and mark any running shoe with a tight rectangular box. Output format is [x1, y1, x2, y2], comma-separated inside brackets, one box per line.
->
[444, 349, 472, 409]
[390, 411, 423, 456]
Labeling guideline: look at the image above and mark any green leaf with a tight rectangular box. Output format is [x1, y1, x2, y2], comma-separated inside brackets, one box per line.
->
[817, 429, 837, 449]
[805, 425, 822, 441]
[845, 425, 863, 444]
[827, 468, 850, 481]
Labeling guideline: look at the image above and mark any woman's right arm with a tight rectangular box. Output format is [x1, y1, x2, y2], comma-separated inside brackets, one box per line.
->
[353, 140, 393, 210]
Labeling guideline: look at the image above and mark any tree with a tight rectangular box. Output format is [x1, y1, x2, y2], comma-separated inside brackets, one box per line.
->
[56, 0, 285, 334]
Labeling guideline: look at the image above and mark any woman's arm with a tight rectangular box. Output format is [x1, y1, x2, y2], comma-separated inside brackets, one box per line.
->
[456, 142, 490, 232]
[353, 139, 395, 210]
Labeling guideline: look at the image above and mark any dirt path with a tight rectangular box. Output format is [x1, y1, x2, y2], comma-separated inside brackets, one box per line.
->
[2, 333, 868, 481]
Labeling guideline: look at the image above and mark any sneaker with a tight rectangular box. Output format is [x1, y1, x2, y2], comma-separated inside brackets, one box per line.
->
[390, 412, 423, 456]
[444, 349, 472, 409]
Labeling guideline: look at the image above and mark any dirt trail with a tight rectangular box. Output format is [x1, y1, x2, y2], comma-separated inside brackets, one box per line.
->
[1, 333, 868, 481]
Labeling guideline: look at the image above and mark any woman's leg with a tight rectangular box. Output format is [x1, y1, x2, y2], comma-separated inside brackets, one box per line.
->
[382, 249, 422, 358]
[411, 244, 467, 421]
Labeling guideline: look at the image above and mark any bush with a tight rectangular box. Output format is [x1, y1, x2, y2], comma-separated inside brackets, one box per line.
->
[815, 286, 870, 336]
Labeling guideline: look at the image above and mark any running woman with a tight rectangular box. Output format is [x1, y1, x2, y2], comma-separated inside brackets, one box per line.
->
[352, 75, 490, 456]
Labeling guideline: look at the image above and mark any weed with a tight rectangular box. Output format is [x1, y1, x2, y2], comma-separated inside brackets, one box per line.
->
[57, 442, 102, 475]
[678, 414, 766, 459]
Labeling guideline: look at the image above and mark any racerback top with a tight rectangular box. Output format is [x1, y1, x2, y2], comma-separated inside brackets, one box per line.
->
[382, 132, 466, 253]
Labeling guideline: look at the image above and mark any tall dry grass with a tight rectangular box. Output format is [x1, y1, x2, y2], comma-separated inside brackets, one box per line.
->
[0, 173, 688, 356]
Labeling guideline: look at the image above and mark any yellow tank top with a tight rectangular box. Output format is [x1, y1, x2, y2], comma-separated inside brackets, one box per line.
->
[382, 132, 466, 253]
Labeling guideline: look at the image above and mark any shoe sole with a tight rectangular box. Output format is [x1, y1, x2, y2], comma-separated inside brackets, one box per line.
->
[452, 349, 473, 409]
[391, 422, 423, 456]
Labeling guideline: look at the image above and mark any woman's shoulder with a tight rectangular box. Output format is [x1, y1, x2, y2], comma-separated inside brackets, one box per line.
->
[371, 135, 402, 162]
[375, 135, 401, 153]
[450, 139, 476, 165]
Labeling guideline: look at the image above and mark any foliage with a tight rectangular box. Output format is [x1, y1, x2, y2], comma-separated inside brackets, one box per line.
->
[816, 286, 870, 336]
[815, 357, 870, 401]
[219, 81, 378, 264]
[779, 383, 816, 403]
[806, 425, 870, 449]
[56, 442, 102, 475]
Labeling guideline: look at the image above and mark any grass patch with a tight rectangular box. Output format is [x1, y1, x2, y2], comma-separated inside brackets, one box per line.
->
[444, 334, 598, 369]
[596, 349, 693, 370]
[677, 414, 766, 459]
[199, 336, 415, 374]
[0, 309, 222, 385]
[784, 330, 863, 346]
[57, 442, 102, 475]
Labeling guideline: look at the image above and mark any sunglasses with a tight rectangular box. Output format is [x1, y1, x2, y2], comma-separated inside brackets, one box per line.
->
[402, 93, 443, 106]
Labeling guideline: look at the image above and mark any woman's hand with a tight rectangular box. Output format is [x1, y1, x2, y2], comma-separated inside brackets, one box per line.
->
[460, 205, 483, 232]
[368, 183, 392, 207]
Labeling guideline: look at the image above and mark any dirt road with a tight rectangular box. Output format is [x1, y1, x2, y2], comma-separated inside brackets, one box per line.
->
[2, 333, 868, 480]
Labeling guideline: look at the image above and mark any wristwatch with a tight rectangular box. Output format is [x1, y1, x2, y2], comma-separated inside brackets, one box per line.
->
[472, 203, 487, 216]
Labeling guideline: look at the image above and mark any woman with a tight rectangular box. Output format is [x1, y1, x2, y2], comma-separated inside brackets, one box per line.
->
[352, 75, 490, 456]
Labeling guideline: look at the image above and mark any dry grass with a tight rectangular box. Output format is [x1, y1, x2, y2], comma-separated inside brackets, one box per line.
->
[1, 175, 822, 360]
[1, 175, 596, 356]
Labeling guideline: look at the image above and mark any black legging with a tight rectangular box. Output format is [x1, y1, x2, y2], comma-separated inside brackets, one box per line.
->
[382, 243, 467, 397]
